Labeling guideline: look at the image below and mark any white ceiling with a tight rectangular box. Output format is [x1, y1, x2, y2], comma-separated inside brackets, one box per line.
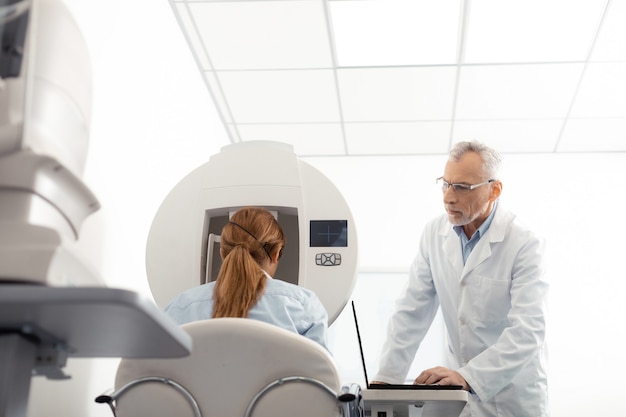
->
[168, 0, 626, 156]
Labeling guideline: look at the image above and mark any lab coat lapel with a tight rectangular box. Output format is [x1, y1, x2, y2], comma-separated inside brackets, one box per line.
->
[460, 205, 510, 282]
[461, 236, 492, 281]
[441, 225, 464, 277]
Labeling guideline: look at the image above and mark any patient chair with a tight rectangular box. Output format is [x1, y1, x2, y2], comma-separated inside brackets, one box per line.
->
[96, 318, 363, 417]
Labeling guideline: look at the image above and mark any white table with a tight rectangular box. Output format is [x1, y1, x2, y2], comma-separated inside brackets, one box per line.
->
[362, 388, 468, 417]
[0, 285, 192, 417]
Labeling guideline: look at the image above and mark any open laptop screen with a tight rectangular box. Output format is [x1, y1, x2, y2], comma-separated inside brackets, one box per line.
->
[351, 301, 462, 391]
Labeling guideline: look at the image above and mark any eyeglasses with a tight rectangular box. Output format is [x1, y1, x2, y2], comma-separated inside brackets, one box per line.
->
[436, 177, 495, 194]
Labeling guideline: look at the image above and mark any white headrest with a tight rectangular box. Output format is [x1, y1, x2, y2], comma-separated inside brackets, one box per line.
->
[114, 318, 343, 417]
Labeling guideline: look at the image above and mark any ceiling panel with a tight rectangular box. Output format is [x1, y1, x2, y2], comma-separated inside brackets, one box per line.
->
[338, 67, 457, 121]
[170, 0, 625, 156]
[187, 0, 332, 70]
[591, 0, 626, 62]
[330, 0, 460, 66]
[217, 70, 340, 123]
[452, 120, 563, 153]
[455, 64, 584, 119]
[464, 0, 605, 63]
[344, 121, 451, 155]
[558, 118, 626, 152]
[570, 62, 626, 118]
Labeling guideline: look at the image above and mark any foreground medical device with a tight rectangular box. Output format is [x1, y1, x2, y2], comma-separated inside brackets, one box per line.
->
[146, 140, 358, 323]
[0, 0, 100, 286]
[1, 4, 192, 417]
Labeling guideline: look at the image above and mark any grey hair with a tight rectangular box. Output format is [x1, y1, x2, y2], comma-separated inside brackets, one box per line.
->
[449, 140, 501, 180]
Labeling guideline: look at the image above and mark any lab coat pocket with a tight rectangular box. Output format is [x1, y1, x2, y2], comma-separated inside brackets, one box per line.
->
[466, 275, 511, 327]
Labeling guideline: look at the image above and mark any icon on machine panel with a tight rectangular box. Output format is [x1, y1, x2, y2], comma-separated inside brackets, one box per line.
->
[315, 253, 342, 266]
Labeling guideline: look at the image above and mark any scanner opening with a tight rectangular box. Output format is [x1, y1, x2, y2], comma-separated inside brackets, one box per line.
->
[201, 206, 300, 286]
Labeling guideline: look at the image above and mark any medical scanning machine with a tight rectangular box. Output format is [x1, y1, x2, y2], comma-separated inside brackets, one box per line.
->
[144, 140, 358, 323]
[96, 140, 364, 417]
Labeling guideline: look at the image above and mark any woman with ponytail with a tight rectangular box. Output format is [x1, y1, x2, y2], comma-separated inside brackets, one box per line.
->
[164, 206, 329, 350]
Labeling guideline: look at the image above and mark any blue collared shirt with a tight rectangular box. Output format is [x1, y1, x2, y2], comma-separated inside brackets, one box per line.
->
[453, 202, 498, 264]
[164, 273, 329, 350]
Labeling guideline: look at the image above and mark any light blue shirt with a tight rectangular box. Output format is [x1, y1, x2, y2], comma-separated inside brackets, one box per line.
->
[453, 202, 498, 264]
[164, 274, 329, 350]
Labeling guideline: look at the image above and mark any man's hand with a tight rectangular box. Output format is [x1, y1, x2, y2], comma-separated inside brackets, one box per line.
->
[369, 381, 389, 385]
[413, 366, 470, 391]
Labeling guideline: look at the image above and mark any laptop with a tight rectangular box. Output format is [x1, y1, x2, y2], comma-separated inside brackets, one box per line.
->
[351, 300, 463, 391]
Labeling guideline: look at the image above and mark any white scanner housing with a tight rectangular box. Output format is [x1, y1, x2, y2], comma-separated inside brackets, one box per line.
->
[0, 0, 101, 286]
[146, 141, 358, 323]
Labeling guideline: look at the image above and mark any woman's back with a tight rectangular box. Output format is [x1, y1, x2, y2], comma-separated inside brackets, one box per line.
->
[164, 276, 328, 349]
[163, 207, 329, 349]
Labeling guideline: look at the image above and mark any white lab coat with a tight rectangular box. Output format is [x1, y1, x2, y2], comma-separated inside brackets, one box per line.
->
[375, 205, 549, 417]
